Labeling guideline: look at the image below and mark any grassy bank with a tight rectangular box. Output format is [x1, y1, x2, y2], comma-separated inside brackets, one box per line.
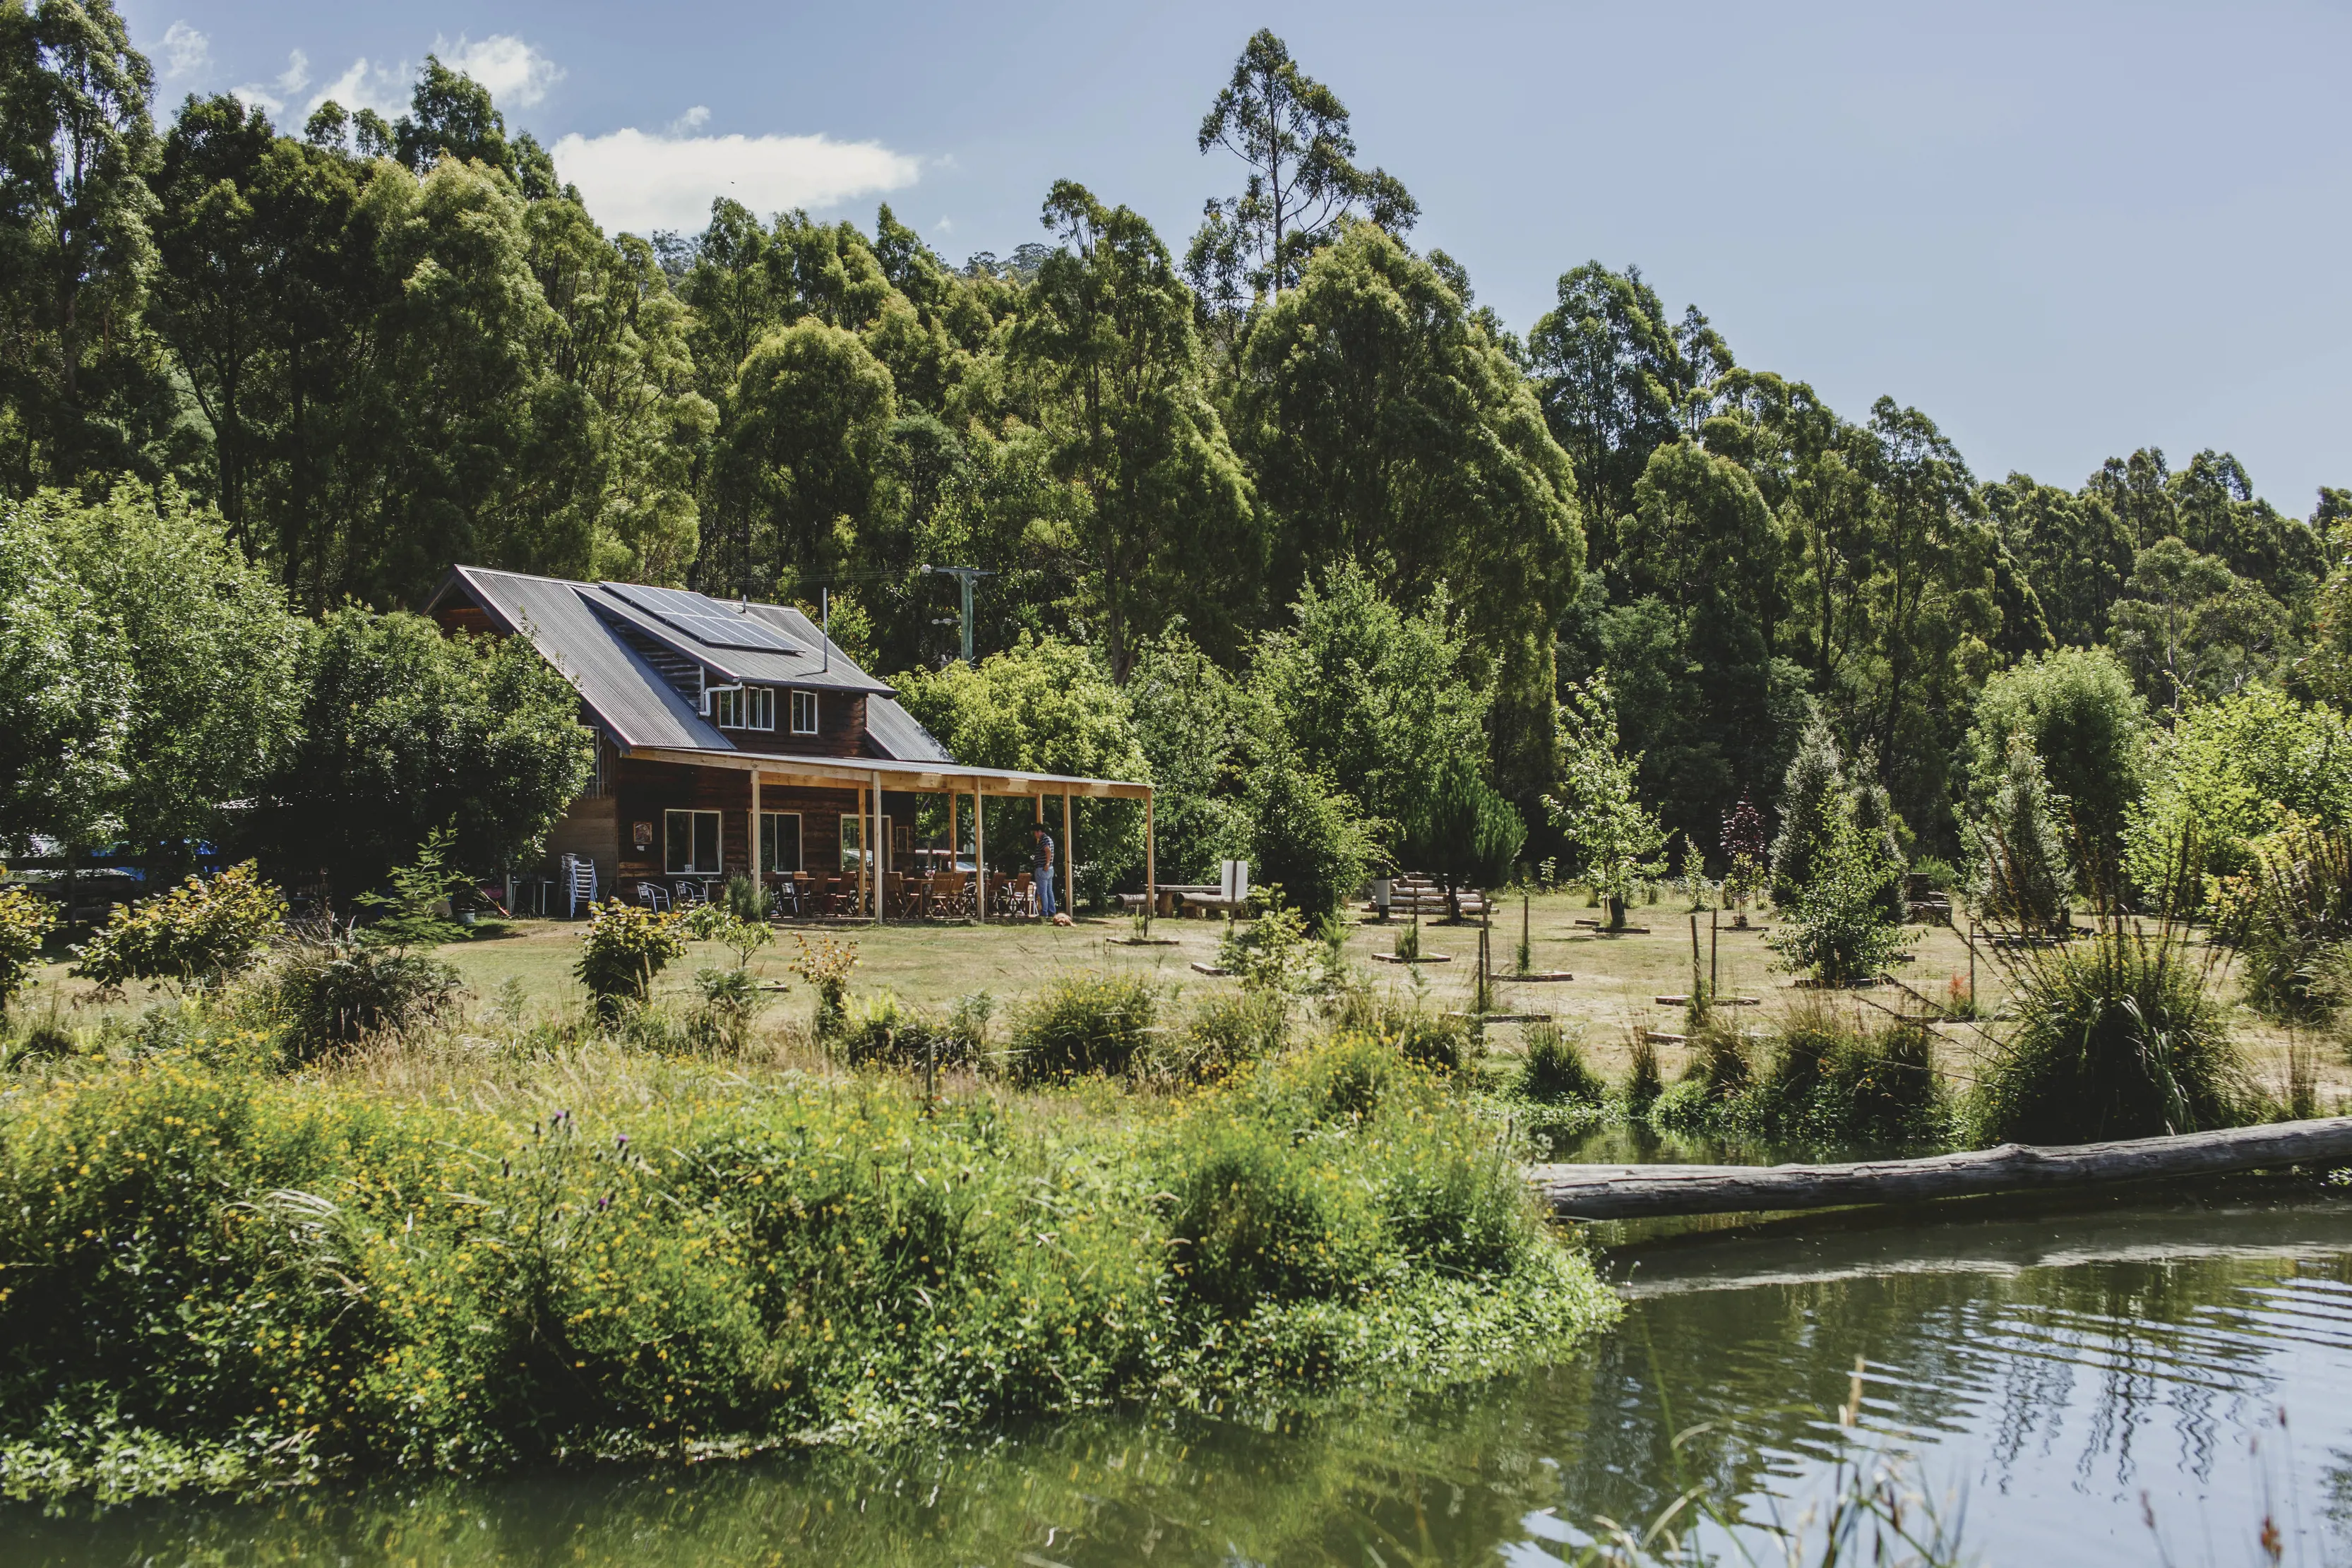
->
[0, 1005, 1613, 1502]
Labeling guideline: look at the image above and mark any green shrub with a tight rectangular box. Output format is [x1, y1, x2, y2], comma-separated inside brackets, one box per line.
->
[1623, 1033, 1663, 1111]
[71, 863, 285, 994]
[789, 933, 859, 1036]
[720, 873, 772, 924]
[0, 885, 58, 1013]
[1516, 1020, 1603, 1104]
[1974, 932, 2250, 1143]
[1166, 989, 1289, 1085]
[0, 1031, 1618, 1498]
[688, 966, 763, 1053]
[1005, 971, 1159, 1084]
[1744, 1005, 1946, 1147]
[832, 991, 977, 1073]
[266, 930, 462, 1060]
[1768, 813, 1916, 986]
[353, 827, 470, 949]
[1910, 856, 1959, 892]
[1370, 1004, 1468, 1074]
[573, 900, 686, 1018]
[2226, 820, 2352, 1024]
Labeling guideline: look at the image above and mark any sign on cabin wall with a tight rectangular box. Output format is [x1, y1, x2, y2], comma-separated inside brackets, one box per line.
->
[632, 820, 655, 851]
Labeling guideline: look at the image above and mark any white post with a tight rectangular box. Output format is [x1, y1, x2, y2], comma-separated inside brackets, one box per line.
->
[1143, 790, 1155, 934]
[871, 768, 884, 923]
[1062, 791, 1075, 920]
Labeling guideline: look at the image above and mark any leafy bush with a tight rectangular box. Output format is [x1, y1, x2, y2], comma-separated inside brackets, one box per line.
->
[1378, 1004, 1469, 1073]
[1965, 734, 2072, 930]
[1974, 931, 2251, 1144]
[2224, 819, 2352, 1024]
[573, 900, 686, 1017]
[0, 885, 58, 1013]
[1742, 1005, 1946, 1147]
[1005, 971, 1159, 1084]
[72, 862, 285, 994]
[266, 929, 462, 1060]
[0, 1030, 1616, 1497]
[1165, 989, 1289, 1085]
[1516, 1020, 1604, 1104]
[1243, 750, 1379, 921]
[789, 933, 860, 1036]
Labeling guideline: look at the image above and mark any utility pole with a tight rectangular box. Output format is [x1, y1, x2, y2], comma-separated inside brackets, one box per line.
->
[919, 565, 997, 665]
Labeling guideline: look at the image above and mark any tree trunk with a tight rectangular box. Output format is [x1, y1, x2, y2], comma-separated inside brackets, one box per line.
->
[1532, 1116, 2352, 1221]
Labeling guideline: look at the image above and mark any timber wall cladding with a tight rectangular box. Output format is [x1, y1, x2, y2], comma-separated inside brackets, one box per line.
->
[547, 796, 619, 891]
[611, 758, 862, 878]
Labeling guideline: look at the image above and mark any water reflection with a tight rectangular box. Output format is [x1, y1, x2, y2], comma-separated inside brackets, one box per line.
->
[13, 1182, 2352, 1566]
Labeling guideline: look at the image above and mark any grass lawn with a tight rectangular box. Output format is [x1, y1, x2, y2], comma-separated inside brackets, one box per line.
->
[19, 889, 2337, 1112]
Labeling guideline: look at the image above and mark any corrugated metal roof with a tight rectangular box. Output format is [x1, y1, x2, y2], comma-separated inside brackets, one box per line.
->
[434, 567, 966, 770]
[864, 695, 955, 763]
[444, 567, 732, 751]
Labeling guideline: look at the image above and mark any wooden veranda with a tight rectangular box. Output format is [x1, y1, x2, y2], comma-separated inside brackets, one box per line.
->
[620, 746, 1155, 924]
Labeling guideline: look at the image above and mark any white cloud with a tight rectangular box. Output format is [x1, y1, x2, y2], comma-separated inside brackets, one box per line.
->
[309, 56, 408, 119]
[933, 216, 954, 234]
[436, 34, 562, 109]
[231, 49, 310, 119]
[669, 105, 710, 134]
[551, 127, 919, 235]
[161, 21, 209, 78]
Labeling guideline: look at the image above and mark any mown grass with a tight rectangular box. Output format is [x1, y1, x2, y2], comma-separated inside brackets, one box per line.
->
[0, 991, 1614, 1502]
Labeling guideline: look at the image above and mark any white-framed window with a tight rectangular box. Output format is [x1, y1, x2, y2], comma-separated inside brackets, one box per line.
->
[839, 813, 893, 872]
[758, 811, 803, 874]
[711, 686, 774, 731]
[790, 689, 819, 735]
[666, 809, 722, 874]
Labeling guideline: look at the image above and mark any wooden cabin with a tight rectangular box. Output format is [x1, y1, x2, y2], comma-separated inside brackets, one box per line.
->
[426, 566, 1153, 917]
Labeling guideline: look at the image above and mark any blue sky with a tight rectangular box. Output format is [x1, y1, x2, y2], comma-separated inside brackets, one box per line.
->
[122, 1, 2351, 514]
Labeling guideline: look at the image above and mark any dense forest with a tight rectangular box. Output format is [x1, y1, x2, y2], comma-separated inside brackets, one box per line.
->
[5, 4, 2348, 890]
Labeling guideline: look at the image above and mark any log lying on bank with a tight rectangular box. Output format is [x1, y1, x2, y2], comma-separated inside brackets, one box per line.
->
[1531, 1116, 2352, 1221]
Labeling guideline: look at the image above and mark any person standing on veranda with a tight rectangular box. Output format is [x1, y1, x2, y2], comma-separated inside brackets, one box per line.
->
[1033, 827, 1056, 919]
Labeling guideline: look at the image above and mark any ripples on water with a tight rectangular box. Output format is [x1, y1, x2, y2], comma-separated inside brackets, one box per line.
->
[13, 1182, 2352, 1567]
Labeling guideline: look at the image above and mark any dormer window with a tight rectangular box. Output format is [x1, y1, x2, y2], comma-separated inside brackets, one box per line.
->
[711, 685, 774, 731]
[790, 690, 819, 734]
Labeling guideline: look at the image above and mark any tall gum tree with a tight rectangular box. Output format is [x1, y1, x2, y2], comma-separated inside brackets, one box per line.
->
[1235, 222, 1580, 799]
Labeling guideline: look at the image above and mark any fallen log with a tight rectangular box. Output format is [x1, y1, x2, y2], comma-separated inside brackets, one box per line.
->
[1531, 1116, 2352, 1221]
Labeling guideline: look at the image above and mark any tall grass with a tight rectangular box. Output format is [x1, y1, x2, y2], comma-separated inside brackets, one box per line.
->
[1972, 928, 2251, 1143]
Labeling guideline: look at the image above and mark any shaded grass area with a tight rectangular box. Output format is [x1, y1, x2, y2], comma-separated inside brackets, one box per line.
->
[0, 1004, 1613, 1502]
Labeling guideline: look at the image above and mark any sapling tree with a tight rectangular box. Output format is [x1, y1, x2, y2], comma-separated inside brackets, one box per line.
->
[1966, 734, 2073, 933]
[1544, 678, 1667, 930]
[1767, 813, 1917, 987]
[1721, 794, 1769, 918]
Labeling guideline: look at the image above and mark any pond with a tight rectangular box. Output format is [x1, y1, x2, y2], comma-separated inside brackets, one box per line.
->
[13, 1178, 2352, 1566]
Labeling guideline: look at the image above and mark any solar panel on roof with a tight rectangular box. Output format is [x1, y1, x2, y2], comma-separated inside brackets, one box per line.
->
[600, 582, 799, 654]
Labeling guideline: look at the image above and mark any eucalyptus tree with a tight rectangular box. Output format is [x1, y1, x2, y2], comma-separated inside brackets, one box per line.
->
[1010, 180, 1258, 678]
[1185, 28, 1417, 314]
[1235, 224, 1579, 796]
[0, 0, 170, 491]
